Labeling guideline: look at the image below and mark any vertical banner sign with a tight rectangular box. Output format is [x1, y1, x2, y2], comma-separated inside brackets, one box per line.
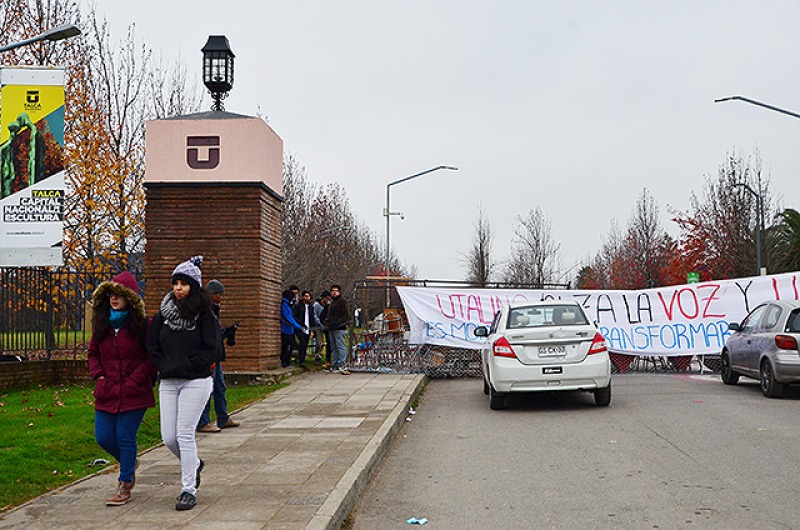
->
[0, 67, 66, 267]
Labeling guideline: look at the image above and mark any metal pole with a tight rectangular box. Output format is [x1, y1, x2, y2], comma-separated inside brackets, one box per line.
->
[756, 192, 763, 275]
[385, 184, 391, 309]
[733, 182, 762, 276]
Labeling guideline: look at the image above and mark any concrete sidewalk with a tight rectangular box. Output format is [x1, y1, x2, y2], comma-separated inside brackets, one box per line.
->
[0, 371, 424, 530]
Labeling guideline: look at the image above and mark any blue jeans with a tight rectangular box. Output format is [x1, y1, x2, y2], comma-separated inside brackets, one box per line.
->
[331, 329, 347, 368]
[198, 363, 228, 428]
[95, 408, 147, 483]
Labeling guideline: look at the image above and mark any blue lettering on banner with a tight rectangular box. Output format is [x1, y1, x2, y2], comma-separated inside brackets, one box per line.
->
[599, 320, 731, 352]
[426, 320, 481, 341]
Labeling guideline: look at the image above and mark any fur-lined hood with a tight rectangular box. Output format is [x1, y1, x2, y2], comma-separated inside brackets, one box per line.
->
[92, 271, 145, 319]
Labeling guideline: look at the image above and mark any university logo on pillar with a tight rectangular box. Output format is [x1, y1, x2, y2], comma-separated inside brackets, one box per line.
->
[186, 135, 220, 170]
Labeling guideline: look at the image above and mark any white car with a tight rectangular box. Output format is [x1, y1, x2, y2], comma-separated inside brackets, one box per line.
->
[474, 300, 611, 409]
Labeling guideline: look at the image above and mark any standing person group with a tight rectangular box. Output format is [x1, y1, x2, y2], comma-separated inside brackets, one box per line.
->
[147, 256, 220, 511]
[279, 285, 350, 373]
[88, 271, 155, 507]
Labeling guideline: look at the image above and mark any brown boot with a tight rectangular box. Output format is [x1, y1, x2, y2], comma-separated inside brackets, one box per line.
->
[106, 480, 133, 506]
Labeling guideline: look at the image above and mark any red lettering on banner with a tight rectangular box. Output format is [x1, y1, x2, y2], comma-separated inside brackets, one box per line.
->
[467, 295, 491, 324]
[698, 284, 725, 318]
[436, 295, 456, 319]
[657, 291, 677, 320]
[772, 275, 800, 301]
[451, 294, 467, 318]
[658, 288, 702, 320]
[677, 288, 699, 319]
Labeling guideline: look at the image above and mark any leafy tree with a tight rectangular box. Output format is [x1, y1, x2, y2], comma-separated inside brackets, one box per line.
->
[772, 208, 800, 273]
[673, 150, 775, 279]
[2, 2, 202, 278]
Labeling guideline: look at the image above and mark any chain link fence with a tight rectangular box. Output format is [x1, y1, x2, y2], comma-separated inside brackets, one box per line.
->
[348, 332, 722, 377]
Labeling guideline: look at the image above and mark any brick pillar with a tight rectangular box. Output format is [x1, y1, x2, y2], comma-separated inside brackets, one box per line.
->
[144, 182, 282, 370]
[143, 111, 284, 370]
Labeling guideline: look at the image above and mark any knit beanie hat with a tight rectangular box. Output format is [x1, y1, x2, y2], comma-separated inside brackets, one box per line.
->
[172, 255, 203, 289]
[206, 279, 225, 294]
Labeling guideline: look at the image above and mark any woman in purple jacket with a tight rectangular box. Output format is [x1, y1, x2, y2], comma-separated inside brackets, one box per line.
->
[88, 271, 155, 507]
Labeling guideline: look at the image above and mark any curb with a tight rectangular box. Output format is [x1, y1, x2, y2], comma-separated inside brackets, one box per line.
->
[306, 374, 426, 530]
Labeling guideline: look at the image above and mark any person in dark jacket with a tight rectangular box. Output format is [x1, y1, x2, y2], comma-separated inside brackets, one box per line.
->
[324, 284, 351, 374]
[196, 279, 239, 432]
[280, 289, 304, 367]
[147, 256, 218, 511]
[88, 270, 155, 507]
[292, 290, 319, 368]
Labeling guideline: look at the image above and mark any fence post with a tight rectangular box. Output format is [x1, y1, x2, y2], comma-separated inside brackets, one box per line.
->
[45, 269, 55, 359]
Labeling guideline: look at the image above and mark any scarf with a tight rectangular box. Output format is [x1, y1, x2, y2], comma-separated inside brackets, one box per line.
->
[109, 308, 128, 330]
[160, 292, 197, 331]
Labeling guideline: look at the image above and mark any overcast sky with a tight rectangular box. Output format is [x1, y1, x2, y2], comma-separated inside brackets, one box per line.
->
[98, 1, 800, 282]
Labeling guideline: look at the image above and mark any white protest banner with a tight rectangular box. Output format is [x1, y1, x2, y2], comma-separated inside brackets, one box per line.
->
[397, 271, 800, 356]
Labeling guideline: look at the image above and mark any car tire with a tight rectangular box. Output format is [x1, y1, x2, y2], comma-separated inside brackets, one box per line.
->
[483, 376, 489, 395]
[489, 385, 506, 410]
[760, 359, 785, 398]
[594, 384, 611, 407]
[720, 352, 739, 385]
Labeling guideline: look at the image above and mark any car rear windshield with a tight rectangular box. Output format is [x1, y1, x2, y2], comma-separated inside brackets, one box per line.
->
[507, 305, 589, 328]
[786, 310, 800, 333]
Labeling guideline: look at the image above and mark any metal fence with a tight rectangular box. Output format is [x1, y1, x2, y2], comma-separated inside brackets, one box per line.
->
[0, 267, 102, 359]
[347, 331, 722, 378]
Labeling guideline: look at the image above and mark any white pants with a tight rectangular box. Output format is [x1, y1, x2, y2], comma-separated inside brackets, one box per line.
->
[159, 377, 213, 495]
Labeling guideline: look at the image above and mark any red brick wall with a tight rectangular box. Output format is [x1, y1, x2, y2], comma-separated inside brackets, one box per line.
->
[0, 360, 92, 392]
[144, 182, 283, 371]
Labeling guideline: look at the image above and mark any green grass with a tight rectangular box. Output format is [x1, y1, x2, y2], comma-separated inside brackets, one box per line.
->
[0, 380, 285, 512]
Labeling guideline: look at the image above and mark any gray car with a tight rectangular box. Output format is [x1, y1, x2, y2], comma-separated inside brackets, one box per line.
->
[721, 300, 800, 397]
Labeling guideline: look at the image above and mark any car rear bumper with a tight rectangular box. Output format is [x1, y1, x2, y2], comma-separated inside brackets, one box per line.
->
[773, 353, 800, 383]
[489, 353, 611, 393]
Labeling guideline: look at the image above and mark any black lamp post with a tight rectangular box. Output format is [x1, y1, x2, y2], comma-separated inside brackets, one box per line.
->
[202, 35, 234, 111]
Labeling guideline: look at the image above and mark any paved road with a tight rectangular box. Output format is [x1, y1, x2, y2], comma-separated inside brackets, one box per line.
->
[349, 374, 800, 530]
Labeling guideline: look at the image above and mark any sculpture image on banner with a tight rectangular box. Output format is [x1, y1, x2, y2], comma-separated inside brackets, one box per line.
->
[0, 67, 66, 267]
[397, 271, 800, 357]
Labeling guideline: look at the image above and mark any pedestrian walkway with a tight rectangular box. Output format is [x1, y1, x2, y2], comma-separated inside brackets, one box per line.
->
[0, 372, 424, 530]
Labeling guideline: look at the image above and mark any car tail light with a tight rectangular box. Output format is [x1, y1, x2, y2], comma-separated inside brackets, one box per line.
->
[775, 334, 798, 351]
[492, 337, 516, 358]
[588, 333, 607, 355]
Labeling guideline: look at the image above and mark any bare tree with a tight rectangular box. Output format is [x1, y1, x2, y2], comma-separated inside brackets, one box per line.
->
[461, 205, 495, 286]
[587, 220, 623, 289]
[281, 154, 392, 312]
[503, 207, 561, 287]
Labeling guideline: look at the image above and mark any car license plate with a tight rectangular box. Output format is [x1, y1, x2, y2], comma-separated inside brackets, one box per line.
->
[538, 345, 566, 356]
[542, 366, 562, 375]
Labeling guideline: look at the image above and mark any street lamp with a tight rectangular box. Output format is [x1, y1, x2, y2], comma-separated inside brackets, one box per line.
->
[383, 165, 458, 308]
[732, 182, 763, 276]
[715, 96, 800, 120]
[201, 35, 235, 111]
[0, 24, 82, 53]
